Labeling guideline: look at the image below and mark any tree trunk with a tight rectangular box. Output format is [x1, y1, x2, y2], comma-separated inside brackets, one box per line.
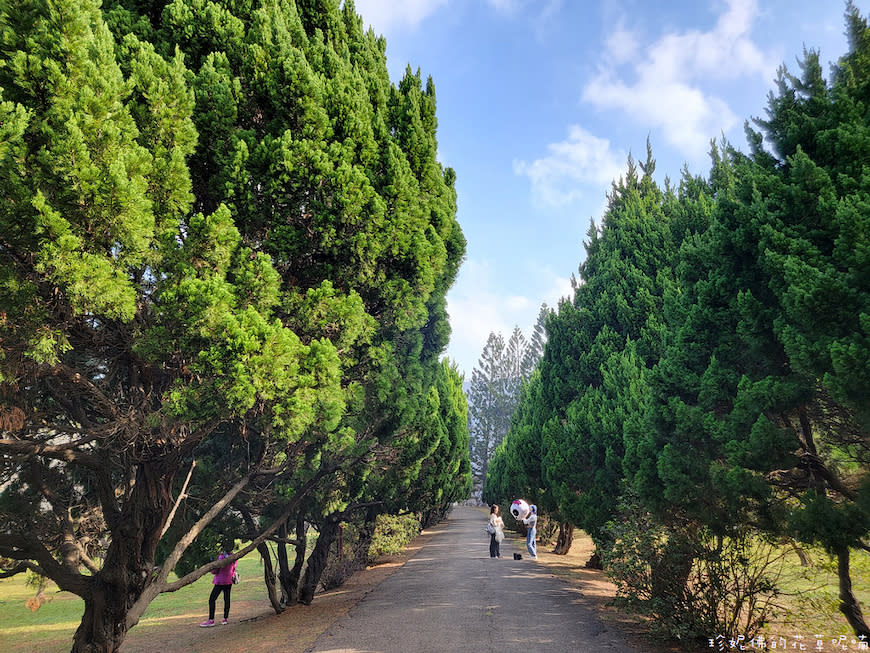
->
[552, 522, 574, 555]
[836, 545, 870, 638]
[585, 551, 603, 569]
[240, 506, 282, 614]
[259, 541, 282, 614]
[356, 507, 378, 564]
[420, 508, 436, 529]
[72, 461, 176, 652]
[650, 536, 693, 605]
[786, 538, 809, 567]
[299, 517, 340, 605]
[275, 521, 291, 606]
[73, 581, 131, 653]
[280, 516, 307, 606]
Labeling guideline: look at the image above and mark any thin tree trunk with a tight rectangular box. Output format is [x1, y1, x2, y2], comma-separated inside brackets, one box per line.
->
[585, 551, 603, 569]
[259, 541, 282, 614]
[420, 509, 436, 529]
[357, 507, 378, 564]
[275, 521, 291, 606]
[552, 522, 574, 555]
[299, 517, 340, 605]
[240, 506, 282, 614]
[787, 538, 809, 567]
[836, 545, 870, 637]
[282, 516, 307, 606]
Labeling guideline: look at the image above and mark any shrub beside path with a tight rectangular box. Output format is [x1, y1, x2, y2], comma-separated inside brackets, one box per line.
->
[307, 505, 654, 653]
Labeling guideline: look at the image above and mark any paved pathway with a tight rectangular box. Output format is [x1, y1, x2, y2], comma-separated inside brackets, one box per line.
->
[308, 506, 644, 653]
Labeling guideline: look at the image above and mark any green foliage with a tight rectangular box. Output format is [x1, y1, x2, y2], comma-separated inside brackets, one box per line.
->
[404, 360, 472, 523]
[483, 371, 546, 511]
[485, 8, 870, 641]
[0, 0, 467, 647]
[789, 489, 870, 554]
[368, 513, 422, 558]
[536, 149, 682, 544]
[604, 496, 790, 644]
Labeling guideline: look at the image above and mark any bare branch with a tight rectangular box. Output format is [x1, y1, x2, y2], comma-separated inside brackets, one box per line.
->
[0, 534, 91, 597]
[78, 547, 101, 575]
[162, 461, 342, 592]
[0, 437, 101, 469]
[161, 459, 196, 539]
[37, 363, 119, 420]
[0, 561, 39, 578]
[799, 452, 857, 502]
[125, 471, 254, 627]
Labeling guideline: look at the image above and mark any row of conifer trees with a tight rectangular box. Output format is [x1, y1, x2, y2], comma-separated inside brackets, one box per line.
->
[485, 4, 870, 642]
[0, 1, 472, 650]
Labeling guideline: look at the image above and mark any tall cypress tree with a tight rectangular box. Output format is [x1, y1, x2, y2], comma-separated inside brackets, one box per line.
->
[0, 0, 347, 647]
[746, 10, 870, 633]
[540, 150, 675, 544]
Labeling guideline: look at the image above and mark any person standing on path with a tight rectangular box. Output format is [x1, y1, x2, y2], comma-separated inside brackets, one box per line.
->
[309, 506, 647, 652]
[200, 540, 238, 627]
[488, 504, 505, 558]
[523, 505, 538, 559]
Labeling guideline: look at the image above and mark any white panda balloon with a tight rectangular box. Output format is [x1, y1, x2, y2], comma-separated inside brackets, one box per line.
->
[510, 499, 530, 520]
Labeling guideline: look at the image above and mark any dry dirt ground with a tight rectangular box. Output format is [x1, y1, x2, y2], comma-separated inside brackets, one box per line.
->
[121, 511, 668, 653]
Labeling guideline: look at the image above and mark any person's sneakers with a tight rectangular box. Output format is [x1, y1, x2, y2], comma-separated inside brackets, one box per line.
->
[199, 620, 215, 627]
[221, 619, 228, 625]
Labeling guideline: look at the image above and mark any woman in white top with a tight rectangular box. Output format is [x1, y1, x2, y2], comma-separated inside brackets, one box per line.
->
[488, 505, 505, 558]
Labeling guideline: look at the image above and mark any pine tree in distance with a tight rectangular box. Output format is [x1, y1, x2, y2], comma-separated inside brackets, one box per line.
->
[467, 304, 549, 500]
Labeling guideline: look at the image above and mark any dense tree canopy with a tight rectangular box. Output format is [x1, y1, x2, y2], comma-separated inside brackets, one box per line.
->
[0, 0, 469, 650]
[483, 5, 870, 640]
[538, 151, 676, 543]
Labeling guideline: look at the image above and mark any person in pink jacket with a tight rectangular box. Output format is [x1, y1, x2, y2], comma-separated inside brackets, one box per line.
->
[200, 540, 238, 627]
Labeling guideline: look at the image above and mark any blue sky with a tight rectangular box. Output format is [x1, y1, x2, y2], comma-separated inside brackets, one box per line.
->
[352, 0, 865, 379]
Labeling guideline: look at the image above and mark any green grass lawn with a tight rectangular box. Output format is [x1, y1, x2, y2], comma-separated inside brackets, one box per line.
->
[761, 545, 870, 644]
[0, 553, 271, 653]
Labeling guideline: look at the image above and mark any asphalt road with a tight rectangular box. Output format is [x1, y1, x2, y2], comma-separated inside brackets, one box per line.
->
[307, 505, 644, 653]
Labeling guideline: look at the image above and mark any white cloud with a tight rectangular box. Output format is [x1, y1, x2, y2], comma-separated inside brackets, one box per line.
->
[485, 0, 561, 16]
[604, 24, 638, 65]
[513, 126, 625, 208]
[443, 260, 574, 378]
[352, 0, 448, 33]
[506, 295, 530, 311]
[353, 0, 560, 33]
[444, 260, 512, 375]
[583, 0, 778, 162]
[542, 273, 574, 308]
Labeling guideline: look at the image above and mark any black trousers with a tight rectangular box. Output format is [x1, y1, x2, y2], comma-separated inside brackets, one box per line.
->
[209, 584, 232, 620]
[489, 533, 500, 558]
